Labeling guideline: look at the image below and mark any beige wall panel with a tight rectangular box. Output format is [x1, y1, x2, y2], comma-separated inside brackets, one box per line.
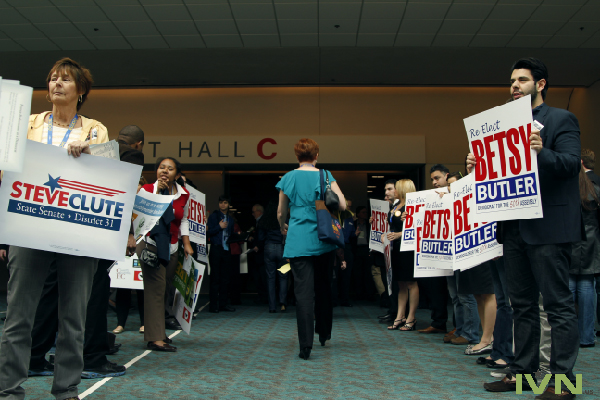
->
[569, 83, 600, 157]
[33, 87, 321, 139]
[31, 85, 586, 171]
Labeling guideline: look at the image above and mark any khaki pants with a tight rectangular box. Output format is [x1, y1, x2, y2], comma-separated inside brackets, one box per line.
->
[137, 242, 178, 342]
[371, 265, 385, 296]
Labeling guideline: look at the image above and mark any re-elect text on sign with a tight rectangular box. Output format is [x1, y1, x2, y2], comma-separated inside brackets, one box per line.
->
[400, 188, 446, 252]
[464, 95, 543, 222]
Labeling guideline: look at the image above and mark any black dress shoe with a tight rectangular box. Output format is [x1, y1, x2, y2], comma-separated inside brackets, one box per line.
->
[219, 305, 236, 312]
[164, 337, 173, 344]
[269, 310, 276, 313]
[319, 334, 331, 346]
[379, 317, 394, 324]
[580, 343, 595, 348]
[378, 313, 392, 320]
[165, 320, 182, 330]
[298, 347, 311, 360]
[81, 361, 126, 379]
[147, 342, 177, 352]
[484, 374, 531, 392]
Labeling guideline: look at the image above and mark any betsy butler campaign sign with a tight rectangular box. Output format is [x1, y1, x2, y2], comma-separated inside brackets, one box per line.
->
[450, 174, 503, 271]
[400, 188, 446, 253]
[369, 199, 388, 253]
[464, 95, 543, 222]
[0, 141, 142, 261]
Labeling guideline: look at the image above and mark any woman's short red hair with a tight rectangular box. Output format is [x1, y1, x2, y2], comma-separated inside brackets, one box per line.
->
[294, 138, 319, 162]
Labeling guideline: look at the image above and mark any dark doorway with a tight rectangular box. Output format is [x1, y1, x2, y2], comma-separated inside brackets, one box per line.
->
[228, 173, 282, 231]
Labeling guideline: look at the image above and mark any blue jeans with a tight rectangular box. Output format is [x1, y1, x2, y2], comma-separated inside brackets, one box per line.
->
[447, 272, 480, 343]
[490, 257, 514, 363]
[264, 243, 288, 311]
[569, 274, 596, 345]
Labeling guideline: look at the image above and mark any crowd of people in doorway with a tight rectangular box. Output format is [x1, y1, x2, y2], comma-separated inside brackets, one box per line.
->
[0, 56, 596, 400]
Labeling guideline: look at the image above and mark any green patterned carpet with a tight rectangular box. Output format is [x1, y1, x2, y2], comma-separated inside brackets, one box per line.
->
[1, 296, 598, 400]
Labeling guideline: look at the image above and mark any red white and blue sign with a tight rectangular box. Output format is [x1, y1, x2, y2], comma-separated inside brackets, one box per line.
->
[0, 141, 142, 260]
[464, 95, 543, 222]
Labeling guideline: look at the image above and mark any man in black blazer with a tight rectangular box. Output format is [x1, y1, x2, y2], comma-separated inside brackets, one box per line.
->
[474, 58, 582, 399]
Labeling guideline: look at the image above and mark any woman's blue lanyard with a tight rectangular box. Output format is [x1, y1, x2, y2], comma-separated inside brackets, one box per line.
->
[48, 114, 78, 148]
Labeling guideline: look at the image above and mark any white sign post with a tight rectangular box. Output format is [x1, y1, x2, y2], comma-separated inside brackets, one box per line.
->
[369, 199, 388, 253]
[185, 186, 207, 253]
[413, 198, 453, 279]
[109, 255, 144, 290]
[464, 95, 543, 222]
[173, 261, 206, 334]
[451, 174, 503, 271]
[418, 191, 454, 270]
[0, 79, 33, 173]
[0, 141, 141, 261]
[400, 188, 446, 252]
[132, 190, 175, 243]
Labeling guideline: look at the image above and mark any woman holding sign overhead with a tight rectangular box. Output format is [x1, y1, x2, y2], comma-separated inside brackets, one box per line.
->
[387, 179, 419, 332]
[0, 58, 109, 400]
[276, 138, 346, 360]
[137, 157, 194, 352]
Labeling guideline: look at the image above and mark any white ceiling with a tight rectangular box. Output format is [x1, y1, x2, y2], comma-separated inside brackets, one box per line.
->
[0, 0, 599, 51]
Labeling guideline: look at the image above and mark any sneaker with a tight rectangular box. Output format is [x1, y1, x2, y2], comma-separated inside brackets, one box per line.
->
[490, 367, 511, 378]
[81, 362, 126, 379]
[535, 365, 551, 382]
[28, 360, 54, 377]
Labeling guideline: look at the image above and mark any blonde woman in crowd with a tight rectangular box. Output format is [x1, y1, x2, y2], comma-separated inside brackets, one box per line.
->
[387, 179, 419, 331]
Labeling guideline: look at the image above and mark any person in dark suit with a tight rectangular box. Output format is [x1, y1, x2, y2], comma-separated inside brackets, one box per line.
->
[476, 58, 582, 398]
[207, 196, 236, 313]
[248, 204, 268, 304]
[580, 148, 600, 338]
[117, 125, 145, 166]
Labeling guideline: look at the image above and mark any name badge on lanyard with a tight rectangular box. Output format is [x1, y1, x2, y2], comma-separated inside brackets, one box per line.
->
[48, 114, 78, 148]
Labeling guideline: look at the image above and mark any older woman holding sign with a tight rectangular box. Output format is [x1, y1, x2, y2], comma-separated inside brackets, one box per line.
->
[0, 58, 108, 400]
[137, 157, 194, 352]
[276, 138, 346, 360]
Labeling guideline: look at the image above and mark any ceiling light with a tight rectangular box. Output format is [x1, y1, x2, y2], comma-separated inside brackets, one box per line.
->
[372, 176, 384, 178]
[367, 186, 376, 188]
[367, 190, 373, 193]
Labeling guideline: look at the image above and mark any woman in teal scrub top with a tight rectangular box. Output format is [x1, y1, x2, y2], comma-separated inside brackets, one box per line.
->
[276, 138, 346, 360]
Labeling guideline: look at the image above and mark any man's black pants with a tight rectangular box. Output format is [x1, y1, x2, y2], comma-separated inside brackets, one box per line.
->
[417, 276, 448, 331]
[30, 259, 112, 370]
[208, 245, 231, 311]
[504, 221, 579, 385]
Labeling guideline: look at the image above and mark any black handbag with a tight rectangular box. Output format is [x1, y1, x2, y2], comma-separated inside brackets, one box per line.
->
[140, 242, 160, 269]
[322, 169, 340, 212]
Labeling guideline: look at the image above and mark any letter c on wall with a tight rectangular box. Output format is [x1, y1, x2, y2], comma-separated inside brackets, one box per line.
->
[257, 138, 277, 160]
